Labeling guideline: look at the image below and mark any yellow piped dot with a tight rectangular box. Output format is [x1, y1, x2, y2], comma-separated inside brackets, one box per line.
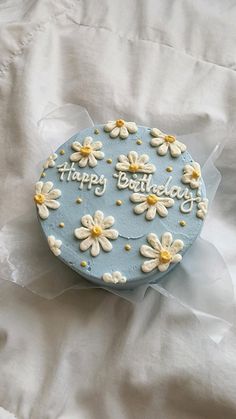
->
[160, 250, 172, 264]
[60, 149, 65, 155]
[59, 222, 64, 228]
[164, 135, 176, 143]
[41, 172, 46, 178]
[116, 119, 125, 127]
[166, 166, 173, 173]
[34, 193, 45, 205]
[80, 146, 92, 157]
[191, 170, 200, 180]
[129, 163, 139, 173]
[116, 199, 123, 206]
[94, 128, 99, 134]
[106, 158, 112, 164]
[91, 225, 103, 237]
[76, 197, 83, 204]
[125, 244, 131, 251]
[179, 220, 186, 227]
[136, 139, 142, 145]
[80, 261, 87, 268]
[146, 194, 159, 205]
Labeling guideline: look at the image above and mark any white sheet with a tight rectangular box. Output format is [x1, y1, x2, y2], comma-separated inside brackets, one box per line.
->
[0, 1, 236, 418]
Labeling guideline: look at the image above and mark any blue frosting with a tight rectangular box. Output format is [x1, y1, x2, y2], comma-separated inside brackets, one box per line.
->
[37, 124, 206, 289]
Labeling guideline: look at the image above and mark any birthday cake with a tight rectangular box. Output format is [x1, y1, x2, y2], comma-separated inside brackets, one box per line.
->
[34, 120, 208, 288]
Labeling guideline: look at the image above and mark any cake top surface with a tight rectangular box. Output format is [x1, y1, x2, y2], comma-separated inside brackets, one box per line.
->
[34, 120, 208, 288]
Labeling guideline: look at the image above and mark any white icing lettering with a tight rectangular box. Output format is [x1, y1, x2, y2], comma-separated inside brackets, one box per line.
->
[57, 162, 107, 196]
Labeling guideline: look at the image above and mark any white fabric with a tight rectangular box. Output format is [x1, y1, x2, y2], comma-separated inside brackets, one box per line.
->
[0, 1, 236, 418]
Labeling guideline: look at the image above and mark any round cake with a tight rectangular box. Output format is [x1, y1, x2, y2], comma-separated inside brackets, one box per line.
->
[34, 120, 208, 288]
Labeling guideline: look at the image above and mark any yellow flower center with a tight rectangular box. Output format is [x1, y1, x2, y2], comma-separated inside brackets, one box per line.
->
[91, 225, 103, 237]
[164, 135, 176, 143]
[34, 193, 45, 205]
[146, 194, 159, 205]
[129, 163, 140, 172]
[191, 169, 200, 180]
[80, 146, 92, 157]
[116, 119, 125, 127]
[160, 250, 172, 264]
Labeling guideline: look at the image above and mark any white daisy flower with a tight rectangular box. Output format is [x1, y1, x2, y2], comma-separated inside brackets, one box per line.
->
[43, 153, 58, 169]
[130, 193, 174, 220]
[48, 235, 62, 256]
[140, 232, 184, 273]
[34, 181, 61, 220]
[116, 151, 156, 174]
[150, 128, 186, 157]
[181, 161, 201, 189]
[196, 198, 208, 219]
[74, 210, 119, 257]
[70, 136, 104, 167]
[104, 119, 138, 139]
[102, 271, 127, 284]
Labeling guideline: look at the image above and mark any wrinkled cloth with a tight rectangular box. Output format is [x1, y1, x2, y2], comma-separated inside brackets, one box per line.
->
[0, 1, 236, 418]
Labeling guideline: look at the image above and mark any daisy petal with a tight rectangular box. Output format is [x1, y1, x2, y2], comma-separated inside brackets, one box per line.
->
[140, 245, 159, 259]
[170, 239, 184, 255]
[104, 121, 116, 132]
[150, 128, 164, 137]
[159, 198, 174, 208]
[115, 162, 130, 171]
[83, 136, 93, 146]
[35, 181, 43, 194]
[118, 155, 129, 163]
[140, 163, 156, 173]
[98, 236, 112, 252]
[146, 205, 157, 220]
[128, 151, 138, 163]
[155, 203, 168, 217]
[130, 193, 147, 203]
[88, 153, 97, 167]
[175, 140, 186, 152]
[45, 200, 60, 209]
[120, 126, 129, 139]
[110, 127, 120, 138]
[169, 143, 182, 157]
[157, 142, 169, 156]
[102, 229, 118, 239]
[142, 259, 159, 273]
[161, 232, 173, 248]
[93, 151, 104, 160]
[158, 262, 170, 272]
[147, 233, 162, 251]
[134, 202, 148, 214]
[126, 122, 138, 133]
[80, 236, 93, 251]
[138, 154, 149, 164]
[94, 210, 104, 226]
[172, 254, 182, 263]
[150, 137, 164, 147]
[92, 141, 103, 150]
[70, 152, 82, 162]
[42, 181, 53, 194]
[46, 189, 61, 200]
[74, 227, 90, 239]
[81, 214, 94, 228]
[78, 157, 89, 167]
[193, 162, 201, 172]
[37, 203, 49, 220]
[71, 141, 82, 151]
[91, 239, 100, 256]
[102, 216, 115, 229]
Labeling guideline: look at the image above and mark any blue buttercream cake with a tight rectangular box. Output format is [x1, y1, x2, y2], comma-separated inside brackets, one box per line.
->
[34, 120, 208, 288]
